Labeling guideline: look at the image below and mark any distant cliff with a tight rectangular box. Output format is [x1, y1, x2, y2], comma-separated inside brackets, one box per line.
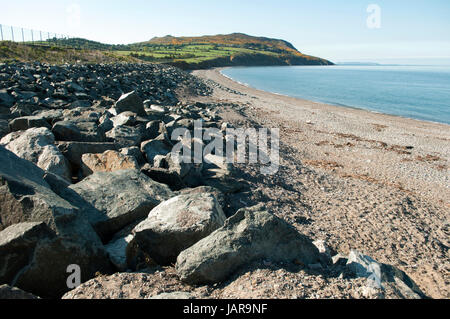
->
[143, 33, 333, 69]
[0, 33, 333, 69]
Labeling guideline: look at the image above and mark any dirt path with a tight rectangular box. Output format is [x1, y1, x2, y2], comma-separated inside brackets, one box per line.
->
[183, 68, 449, 298]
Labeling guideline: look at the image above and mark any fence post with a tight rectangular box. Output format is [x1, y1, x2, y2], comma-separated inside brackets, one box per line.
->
[40, 31, 42, 42]
[31, 29, 34, 44]
[0, 24, 3, 41]
[11, 26, 14, 42]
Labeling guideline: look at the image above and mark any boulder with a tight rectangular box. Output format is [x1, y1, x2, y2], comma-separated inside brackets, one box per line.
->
[141, 136, 172, 165]
[0, 222, 55, 284]
[176, 186, 225, 209]
[0, 119, 10, 139]
[81, 150, 139, 177]
[0, 284, 39, 299]
[106, 125, 143, 149]
[57, 141, 117, 167]
[175, 205, 324, 284]
[68, 170, 173, 239]
[52, 120, 106, 143]
[0, 146, 112, 297]
[115, 91, 146, 117]
[141, 165, 185, 191]
[1, 127, 72, 181]
[0, 89, 14, 108]
[110, 111, 137, 127]
[128, 192, 226, 266]
[104, 234, 134, 272]
[8, 115, 51, 132]
[121, 146, 146, 166]
[345, 250, 426, 299]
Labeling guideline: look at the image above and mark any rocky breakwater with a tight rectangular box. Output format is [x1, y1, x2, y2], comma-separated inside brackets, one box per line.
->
[0, 62, 427, 299]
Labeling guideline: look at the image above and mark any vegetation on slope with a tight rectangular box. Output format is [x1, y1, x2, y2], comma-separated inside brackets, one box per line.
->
[0, 33, 333, 68]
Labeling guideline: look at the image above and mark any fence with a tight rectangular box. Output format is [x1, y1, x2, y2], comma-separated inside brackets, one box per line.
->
[0, 23, 72, 47]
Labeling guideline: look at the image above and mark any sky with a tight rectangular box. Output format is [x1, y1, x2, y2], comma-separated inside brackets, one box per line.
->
[0, 0, 449, 64]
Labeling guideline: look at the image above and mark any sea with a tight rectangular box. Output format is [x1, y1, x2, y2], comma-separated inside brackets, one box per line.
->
[221, 65, 450, 125]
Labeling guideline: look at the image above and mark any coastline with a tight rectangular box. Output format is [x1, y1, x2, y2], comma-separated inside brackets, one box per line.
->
[189, 67, 449, 298]
[217, 67, 450, 127]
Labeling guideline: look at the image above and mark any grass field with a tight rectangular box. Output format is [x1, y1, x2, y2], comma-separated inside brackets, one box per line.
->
[0, 33, 333, 68]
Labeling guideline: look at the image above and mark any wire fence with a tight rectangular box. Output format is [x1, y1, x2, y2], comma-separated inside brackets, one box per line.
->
[0, 24, 72, 47]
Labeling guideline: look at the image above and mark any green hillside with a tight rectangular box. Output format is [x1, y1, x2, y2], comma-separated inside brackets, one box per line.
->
[0, 33, 334, 68]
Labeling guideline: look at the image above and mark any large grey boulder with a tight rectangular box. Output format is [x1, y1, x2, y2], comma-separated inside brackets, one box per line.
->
[346, 250, 426, 299]
[57, 141, 117, 167]
[127, 192, 226, 266]
[105, 234, 134, 272]
[175, 205, 324, 285]
[52, 120, 106, 143]
[106, 125, 143, 149]
[68, 169, 173, 239]
[0, 119, 10, 139]
[0, 222, 55, 285]
[8, 115, 51, 132]
[0, 284, 39, 299]
[0, 89, 14, 108]
[115, 91, 146, 117]
[0, 147, 112, 297]
[1, 127, 72, 181]
[141, 136, 172, 165]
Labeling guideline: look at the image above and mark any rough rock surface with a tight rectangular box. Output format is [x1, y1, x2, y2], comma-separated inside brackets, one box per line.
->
[175, 205, 325, 284]
[345, 250, 426, 299]
[68, 169, 173, 239]
[1, 127, 71, 181]
[127, 191, 226, 266]
[115, 91, 146, 117]
[0, 284, 39, 299]
[81, 150, 139, 176]
[0, 146, 112, 298]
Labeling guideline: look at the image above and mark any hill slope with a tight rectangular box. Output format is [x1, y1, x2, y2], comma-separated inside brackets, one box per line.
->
[0, 33, 333, 69]
[137, 33, 333, 68]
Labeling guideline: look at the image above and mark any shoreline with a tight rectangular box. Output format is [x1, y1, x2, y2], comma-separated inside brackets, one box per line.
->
[215, 66, 450, 128]
[190, 66, 449, 298]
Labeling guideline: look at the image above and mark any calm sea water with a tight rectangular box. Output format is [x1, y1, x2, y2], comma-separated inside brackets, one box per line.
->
[221, 65, 450, 125]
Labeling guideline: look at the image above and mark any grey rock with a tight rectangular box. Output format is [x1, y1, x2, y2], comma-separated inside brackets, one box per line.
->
[176, 205, 324, 284]
[128, 192, 226, 266]
[106, 125, 143, 148]
[121, 146, 146, 166]
[9, 115, 51, 132]
[0, 222, 55, 284]
[346, 250, 426, 299]
[52, 120, 106, 143]
[115, 91, 146, 117]
[68, 170, 173, 239]
[0, 119, 10, 139]
[1, 127, 72, 181]
[0, 284, 39, 299]
[105, 234, 134, 272]
[0, 89, 15, 108]
[0, 146, 112, 297]
[57, 141, 117, 167]
[141, 136, 172, 165]
[111, 111, 137, 127]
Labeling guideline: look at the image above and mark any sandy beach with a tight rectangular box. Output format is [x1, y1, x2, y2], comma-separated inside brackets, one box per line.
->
[184, 68, 450, 298]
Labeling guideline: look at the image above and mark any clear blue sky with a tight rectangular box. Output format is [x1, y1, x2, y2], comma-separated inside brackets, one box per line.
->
[1, 0, 449, 64]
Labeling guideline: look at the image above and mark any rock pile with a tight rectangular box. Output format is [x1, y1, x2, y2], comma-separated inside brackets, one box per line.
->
[0, 62, 426, 299]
